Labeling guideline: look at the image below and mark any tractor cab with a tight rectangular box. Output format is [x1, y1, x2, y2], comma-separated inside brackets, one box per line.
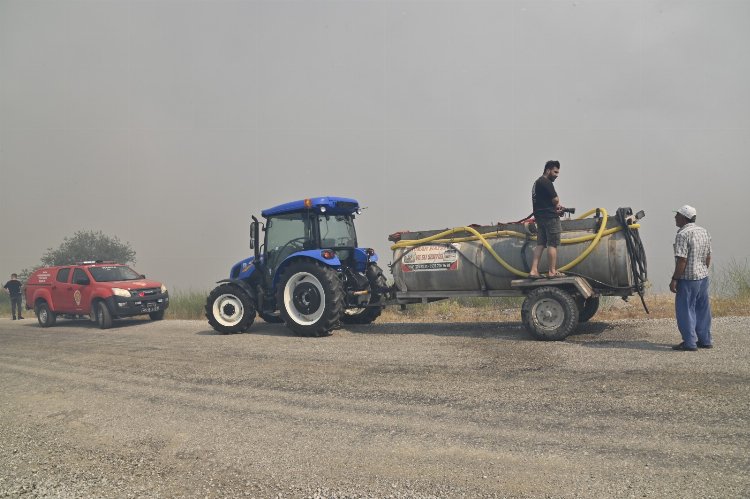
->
[254, 197, 359, 274]
[251, 197, 364, 282]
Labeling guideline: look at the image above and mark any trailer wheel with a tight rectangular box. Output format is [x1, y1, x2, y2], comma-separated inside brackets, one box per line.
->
[206, 284, 256, 334]
[577, 296, 600, 323]
[95, 301, 113, 329]
[521, 286, 579, 341]
[35, 302, 57, 328]
[277, 260, 343, 337]
[341, 264, 387, 325]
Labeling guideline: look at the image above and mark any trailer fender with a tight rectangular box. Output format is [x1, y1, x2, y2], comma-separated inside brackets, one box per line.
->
[511, 276, 595, 300]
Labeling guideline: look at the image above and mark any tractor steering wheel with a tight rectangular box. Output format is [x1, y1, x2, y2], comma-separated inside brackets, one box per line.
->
[273, 237, 308, 263]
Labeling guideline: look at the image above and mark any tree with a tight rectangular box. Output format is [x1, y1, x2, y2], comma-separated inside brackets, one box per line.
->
[40, 230, 136, 266]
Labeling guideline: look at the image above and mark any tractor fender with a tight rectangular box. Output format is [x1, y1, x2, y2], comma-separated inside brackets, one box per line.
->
[231, 256, 257, 281]
[272, 252, 342, 288]
[354, 247, 378, 267]
[214, 279, 257, 301]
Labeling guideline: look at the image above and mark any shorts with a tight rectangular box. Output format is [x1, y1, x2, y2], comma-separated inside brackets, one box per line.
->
[536, 216, 561, 248]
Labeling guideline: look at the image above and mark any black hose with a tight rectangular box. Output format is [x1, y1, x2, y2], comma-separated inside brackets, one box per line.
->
[616, 208, 649, 314]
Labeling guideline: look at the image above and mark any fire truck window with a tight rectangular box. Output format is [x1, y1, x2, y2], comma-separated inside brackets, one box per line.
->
[72, 268, 87, 284]
[56, 268, 70, 283]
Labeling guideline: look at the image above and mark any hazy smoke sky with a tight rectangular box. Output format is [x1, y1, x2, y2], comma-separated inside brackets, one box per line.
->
[1, 0, 747, 295]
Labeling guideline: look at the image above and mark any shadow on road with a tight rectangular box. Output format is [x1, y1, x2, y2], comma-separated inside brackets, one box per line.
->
[349, 320, 673, 352]
[577, 340, 677, 352]
[196, 323, 296, 337]
[569, 321, 672, 352]
[11, 317, 155, 331]
[195, 319, 673, 351]
[345, 321, 537, 341]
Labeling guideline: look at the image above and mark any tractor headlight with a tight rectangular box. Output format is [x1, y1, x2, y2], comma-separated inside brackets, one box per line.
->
[112, 288, 131, 298]
[161, 284, 168, 294]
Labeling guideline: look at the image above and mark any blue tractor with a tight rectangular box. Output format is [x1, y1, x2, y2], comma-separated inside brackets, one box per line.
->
[206, 197, 388, 336]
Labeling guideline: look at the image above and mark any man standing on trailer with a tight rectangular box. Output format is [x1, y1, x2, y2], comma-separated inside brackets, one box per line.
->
[529, 160, 564, 278]
[670, 205, 713, 351]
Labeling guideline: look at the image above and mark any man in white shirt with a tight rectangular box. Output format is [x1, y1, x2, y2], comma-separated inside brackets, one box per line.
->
[670, 205, 712, 351]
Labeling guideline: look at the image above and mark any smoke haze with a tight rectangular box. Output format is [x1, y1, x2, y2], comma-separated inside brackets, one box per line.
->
[1, 0, 747, 294]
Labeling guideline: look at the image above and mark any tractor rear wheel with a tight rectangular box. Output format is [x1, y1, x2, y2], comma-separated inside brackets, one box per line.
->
[206, 284, 256, 334]
[341, 306, 382, 324]
[277, 260, 343, 337]
[341, 264, 387, 325]
[521, 286, 579, 341]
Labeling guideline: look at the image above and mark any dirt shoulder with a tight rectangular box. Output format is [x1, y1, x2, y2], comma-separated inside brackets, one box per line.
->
[1, 316, 748, 498]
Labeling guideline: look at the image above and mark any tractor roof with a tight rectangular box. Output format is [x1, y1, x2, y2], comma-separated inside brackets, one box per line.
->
[262, 196, 360, 218]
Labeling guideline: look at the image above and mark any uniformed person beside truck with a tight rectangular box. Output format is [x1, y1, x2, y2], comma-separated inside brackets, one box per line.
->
[3, 273, 24, 320]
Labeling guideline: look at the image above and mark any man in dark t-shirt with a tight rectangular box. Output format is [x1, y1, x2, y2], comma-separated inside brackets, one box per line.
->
[529, 160, 564, 278]
[3, 273, 24, 320]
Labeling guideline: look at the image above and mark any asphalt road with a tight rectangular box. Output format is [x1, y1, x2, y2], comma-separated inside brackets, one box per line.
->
[1, 315, 748, 498]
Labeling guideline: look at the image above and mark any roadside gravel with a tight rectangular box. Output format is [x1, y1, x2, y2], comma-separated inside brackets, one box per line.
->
[1, 316, 748, 498]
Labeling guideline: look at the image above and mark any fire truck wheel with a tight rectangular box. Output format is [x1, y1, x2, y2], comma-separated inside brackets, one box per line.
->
[205, 284, 256, 334]
[277, 260, 343, 337]
[577, 296, 600, 323]
[35, 302, 57, 328]
[521, 286, 579, 341]
[149, 310, 165, 321]
[95, 301, 113, 329]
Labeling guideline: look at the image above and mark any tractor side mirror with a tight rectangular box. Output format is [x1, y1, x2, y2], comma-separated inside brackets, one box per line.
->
[249, 221, 257, 249]
[250, 216, 262, 254]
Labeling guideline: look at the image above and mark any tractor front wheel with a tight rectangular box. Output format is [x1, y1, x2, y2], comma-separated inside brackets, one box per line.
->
[277, 261, 343, 337]
[205, 284, 256, 334]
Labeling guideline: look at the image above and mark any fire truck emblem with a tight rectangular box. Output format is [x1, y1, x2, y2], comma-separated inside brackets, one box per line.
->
[74, 290, 82, 306]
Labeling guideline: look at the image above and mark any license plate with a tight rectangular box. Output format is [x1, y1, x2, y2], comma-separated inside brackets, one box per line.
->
[142, 305, 160, 313]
